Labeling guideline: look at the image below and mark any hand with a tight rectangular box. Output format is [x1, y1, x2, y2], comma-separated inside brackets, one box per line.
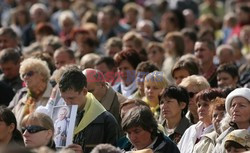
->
[50, 85, 59, 99]
[67, 144, 83, 153]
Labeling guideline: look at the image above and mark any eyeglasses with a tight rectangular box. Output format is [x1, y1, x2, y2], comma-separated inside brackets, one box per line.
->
[188, 92, 197, 98]
[22, 71, 35, 78]
[22, 125, 48, 134]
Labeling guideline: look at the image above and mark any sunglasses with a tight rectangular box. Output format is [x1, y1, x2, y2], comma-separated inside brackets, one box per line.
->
[22, 71, 35, 78]
[188, 92, 197, 98]
[22, 125, 48, 134]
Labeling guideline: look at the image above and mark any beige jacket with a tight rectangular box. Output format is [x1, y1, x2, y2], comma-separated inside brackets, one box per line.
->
[12, 83, 52, 130]
[193, 131, 217, 153]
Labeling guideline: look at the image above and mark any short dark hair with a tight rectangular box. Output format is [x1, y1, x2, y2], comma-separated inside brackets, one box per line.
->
[114, 48, 141, 69]
[171, 59, 199, 77]
[136, 61, 159, 74]
[95, 56, 116, 70]
[181, 28, 197, 43]
[0, 48, 21, 64]
[55, 47, 75, 60]
[0, 27, 18, 39]
[122, 105, 158, 139]
[196, 38, 216, 51]
[217, 63, 238, 79]
[59, 66, 87, 92]
[195, 88, 224, 104]
[160, 85, 189, 116]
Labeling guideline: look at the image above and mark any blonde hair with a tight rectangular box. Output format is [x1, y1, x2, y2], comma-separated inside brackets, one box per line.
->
[20, 58, 50, 82]
[122, 31, 143, 48]
[22, 112, 54, 133]
[144, 71, 168, 88]
[179, 75, 210, 91]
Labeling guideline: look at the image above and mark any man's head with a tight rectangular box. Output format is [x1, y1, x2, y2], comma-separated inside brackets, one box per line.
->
[82, 68, 106, 101]
[0, 48, 21, 79]
[217, 63, 238, 89]
[194, 39, 215, 66]
[58, 107, 68, 120]
[53, 47, 75, 69]
[59, 66, 87, 108]
[0, 28, 19, 50]
[216, 44, 234, 65]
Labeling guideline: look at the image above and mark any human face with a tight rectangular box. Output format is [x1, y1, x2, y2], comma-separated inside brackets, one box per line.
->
[118, 60, 135, 86]
[106, 46, 121, 57]
[194, 42, 215, 65]
[0, 61, 20, 79]
[126, 126, 153, 150]
[0, 120, 14, 144]
[183, 35, 194, 54]
[22, 70, 45, 90]
[0, 35, 18, 50]
[144, 82, 163, 102]
[54, 52, 75, 69]
[147, 47, 164, 65]
[217, 72, 237, 89]
[60, 89, 87, 109]
[230, 97, 250, 127]
[173, 69, 190, 85]
[212, 109, 225, 134]
[22, 124, 51, 148]
[136, 71, 148, 95]
[226, 146, 247, 153]
[95, 63, 110, 76]
[197, 100, 212, 126]
[163, 39, 175, 56]
[58, 109, 67, 120]
[161, 97, 185, 120]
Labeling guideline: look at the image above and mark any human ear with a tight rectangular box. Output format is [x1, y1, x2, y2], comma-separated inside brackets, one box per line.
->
[179, 102, 187, 109]
[8, 123, 15, 133]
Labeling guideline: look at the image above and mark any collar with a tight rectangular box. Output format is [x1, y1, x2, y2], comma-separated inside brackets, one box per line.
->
[100, 83, 116, 110]
[121, 79, 137, 97]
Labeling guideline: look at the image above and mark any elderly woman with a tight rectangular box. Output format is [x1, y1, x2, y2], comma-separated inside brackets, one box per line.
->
[113, 48, 141, 97]
[160, 85, 191, 144]
[178, 88, 224, 153]
[21, 112, 55, 149]
[119, 105, 180, 153]
[213, 88, 250, 153]
[9, 58, 52, 130]
[0, 106, 24, 147]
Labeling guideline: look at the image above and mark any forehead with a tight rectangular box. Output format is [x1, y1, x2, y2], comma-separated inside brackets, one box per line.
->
[231, 96, 250, 103]
[195, 42, 208, 49]
[60, 89, 81, 96]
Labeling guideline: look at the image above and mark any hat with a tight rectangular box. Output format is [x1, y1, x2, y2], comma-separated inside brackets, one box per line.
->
[225, 88, 250, 115]
[225, 129, 250, 149]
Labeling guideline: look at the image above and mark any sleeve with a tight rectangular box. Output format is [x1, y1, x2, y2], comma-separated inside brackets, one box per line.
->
[104, 112, 120, 145]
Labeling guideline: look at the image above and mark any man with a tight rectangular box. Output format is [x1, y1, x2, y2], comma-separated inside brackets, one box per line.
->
[194, 39, 217, 87]
[53, 47, 76, 69]
[94, 56, 118, 86]
[216, 44, 235, 65]
[0, 48, 23, 92]
[83, 68, 127, 125]
[59, 66, 119, 153]
[0, 27, 20, 51]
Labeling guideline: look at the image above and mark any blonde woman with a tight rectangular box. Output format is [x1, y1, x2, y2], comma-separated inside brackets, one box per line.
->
[22, 112, 55, 150]
[10, 58, 52, 130]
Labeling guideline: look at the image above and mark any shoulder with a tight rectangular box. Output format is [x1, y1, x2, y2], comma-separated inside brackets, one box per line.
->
[154, 132, 180, 153]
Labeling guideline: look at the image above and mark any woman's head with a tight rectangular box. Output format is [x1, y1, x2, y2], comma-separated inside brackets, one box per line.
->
[144, 71, 168, 102]
[0, 106, 23, 146]
[122, 105, 158, 150]
[225, 88, 250, 128]
[21, 112, 54, 149]
[163, 32, 185, 57]
[160, 85, 189, 120]
[19, 58, 50, 89]
[195, 88, 224, 126]
[146, 42, 165, 66]
[209, 97, 225, 134]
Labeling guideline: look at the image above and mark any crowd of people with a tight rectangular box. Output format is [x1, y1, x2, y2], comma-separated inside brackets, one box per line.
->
[0, 0, 250, 153]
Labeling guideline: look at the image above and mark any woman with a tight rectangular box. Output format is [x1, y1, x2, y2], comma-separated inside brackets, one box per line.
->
[213, 87, 250, 153]
[113, 48, 141, 97]
[143, 71, 168, 119]
[119, 105, 180, 153]
[146, 42, 165, 70]
[193, 97, 226, 153]
[21, 112, 55, 149]
[10, 58, 52, 130]
[160, 85, 191, 144]
[0, 106, 24, 147]
[178, 88, 224, 153]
